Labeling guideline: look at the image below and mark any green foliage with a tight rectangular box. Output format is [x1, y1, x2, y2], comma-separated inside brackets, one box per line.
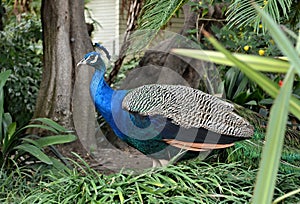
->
[251, 6, 300, 204]
[0, 13, 42, 127]
[173, 8, 300, 202]
[211, 24, 282, 56]
[206, 24, 299, 109]
[1, 155, 299, 203]
[226, 0, 293, 32]
[0, 70, 77, 169]
[0, 117, 77, 169]
[196, 6, 292, 108]
[223, 67, 271, 108]
[137, 0, 187, 30]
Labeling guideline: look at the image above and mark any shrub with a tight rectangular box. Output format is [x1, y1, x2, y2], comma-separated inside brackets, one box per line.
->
[0, 70, 76, 169]
[0, 14, 42, 127]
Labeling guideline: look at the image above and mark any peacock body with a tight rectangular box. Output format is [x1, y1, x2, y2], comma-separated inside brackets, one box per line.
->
[78, 45, 300, 172]
[77, 49, 255, 165]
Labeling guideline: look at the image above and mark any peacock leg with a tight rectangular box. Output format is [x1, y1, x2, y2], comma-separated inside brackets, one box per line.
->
[152, 159, 169, 167]
[158, 159, 169, 167]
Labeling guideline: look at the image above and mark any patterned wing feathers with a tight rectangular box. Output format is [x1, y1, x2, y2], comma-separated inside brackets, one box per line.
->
[122, 84, 254, 138]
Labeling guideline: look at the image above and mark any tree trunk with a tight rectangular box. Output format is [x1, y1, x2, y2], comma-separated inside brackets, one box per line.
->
[34, 0, 95, 156]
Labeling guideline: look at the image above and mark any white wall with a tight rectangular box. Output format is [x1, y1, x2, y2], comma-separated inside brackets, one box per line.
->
[85, 0, 185, 56]
[85, 0, 120, 55]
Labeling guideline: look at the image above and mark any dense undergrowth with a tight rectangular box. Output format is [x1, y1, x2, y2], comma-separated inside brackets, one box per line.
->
[1, 154, 299, 204]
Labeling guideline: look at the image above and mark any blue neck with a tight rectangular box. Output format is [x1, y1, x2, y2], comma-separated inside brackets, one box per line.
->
[90, 69, 113, 117]
[90, 68, 128, 140]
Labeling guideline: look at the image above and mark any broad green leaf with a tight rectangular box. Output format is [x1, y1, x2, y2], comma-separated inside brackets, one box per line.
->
[7, 122, 16, 139]
[0, 70, 11, 88]
[2, 122, 17, 153]
[0, 70, 11, 139]
[224, 68, 238, 98]
[15, 143, 53, 165]
[2, 113, 12, 129]
[32, 118, 69, 132]
[1, 113, 12, 141]
[253, 67, 295, 204]
[35, 134, 77, 147]
[172, 49, 289, 73]
[18, 124, 58, 135]
[233, 76, 249, 99]
[296, 31, 300, 54]
[21, 137, 40, 147]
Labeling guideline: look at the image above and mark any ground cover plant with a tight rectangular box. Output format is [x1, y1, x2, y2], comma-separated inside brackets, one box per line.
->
[0, 154, 299, 203]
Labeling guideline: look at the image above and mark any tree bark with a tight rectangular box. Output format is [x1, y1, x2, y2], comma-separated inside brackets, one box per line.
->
[34, 0, 95, 156]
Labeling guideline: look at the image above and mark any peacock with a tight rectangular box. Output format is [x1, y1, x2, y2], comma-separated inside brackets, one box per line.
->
[77, 45, 300, 169]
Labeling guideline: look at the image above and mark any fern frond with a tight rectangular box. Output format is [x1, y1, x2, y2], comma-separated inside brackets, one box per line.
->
[137, 0, 187, 30]
[226, 0, 292, 32]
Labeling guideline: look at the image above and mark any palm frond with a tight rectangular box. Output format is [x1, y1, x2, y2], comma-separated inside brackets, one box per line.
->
[226, 0, 292, 32]
[137, 0, 187, 30]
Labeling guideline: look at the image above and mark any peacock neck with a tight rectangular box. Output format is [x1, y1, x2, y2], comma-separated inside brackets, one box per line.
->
[90, 69, 114, 115]
[90, 67, 130, 140]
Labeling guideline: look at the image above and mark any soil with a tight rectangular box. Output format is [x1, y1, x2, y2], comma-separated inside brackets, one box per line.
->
[57, 134, 153, 174]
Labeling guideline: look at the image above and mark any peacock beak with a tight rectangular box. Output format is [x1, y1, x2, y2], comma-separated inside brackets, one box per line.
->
[77, 59, 86, 67]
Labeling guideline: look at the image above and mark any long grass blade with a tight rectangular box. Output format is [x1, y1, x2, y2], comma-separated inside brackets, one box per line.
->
[252, 4, 300, 203]
[135, 182, 143, 203]
[252, 67, 295, 204]
[172, 49, 289, 73]
[273, 188, 300, 204]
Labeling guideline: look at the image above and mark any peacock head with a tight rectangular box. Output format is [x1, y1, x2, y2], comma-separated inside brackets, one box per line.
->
[77, 52, 104, 70]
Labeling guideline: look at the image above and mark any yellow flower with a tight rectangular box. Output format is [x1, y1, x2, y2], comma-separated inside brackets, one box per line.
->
[259, 24, 263, 28]
[264, 0, 268, 5]
[258, 49, 265, 56]
[244, 45, 250, 51]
